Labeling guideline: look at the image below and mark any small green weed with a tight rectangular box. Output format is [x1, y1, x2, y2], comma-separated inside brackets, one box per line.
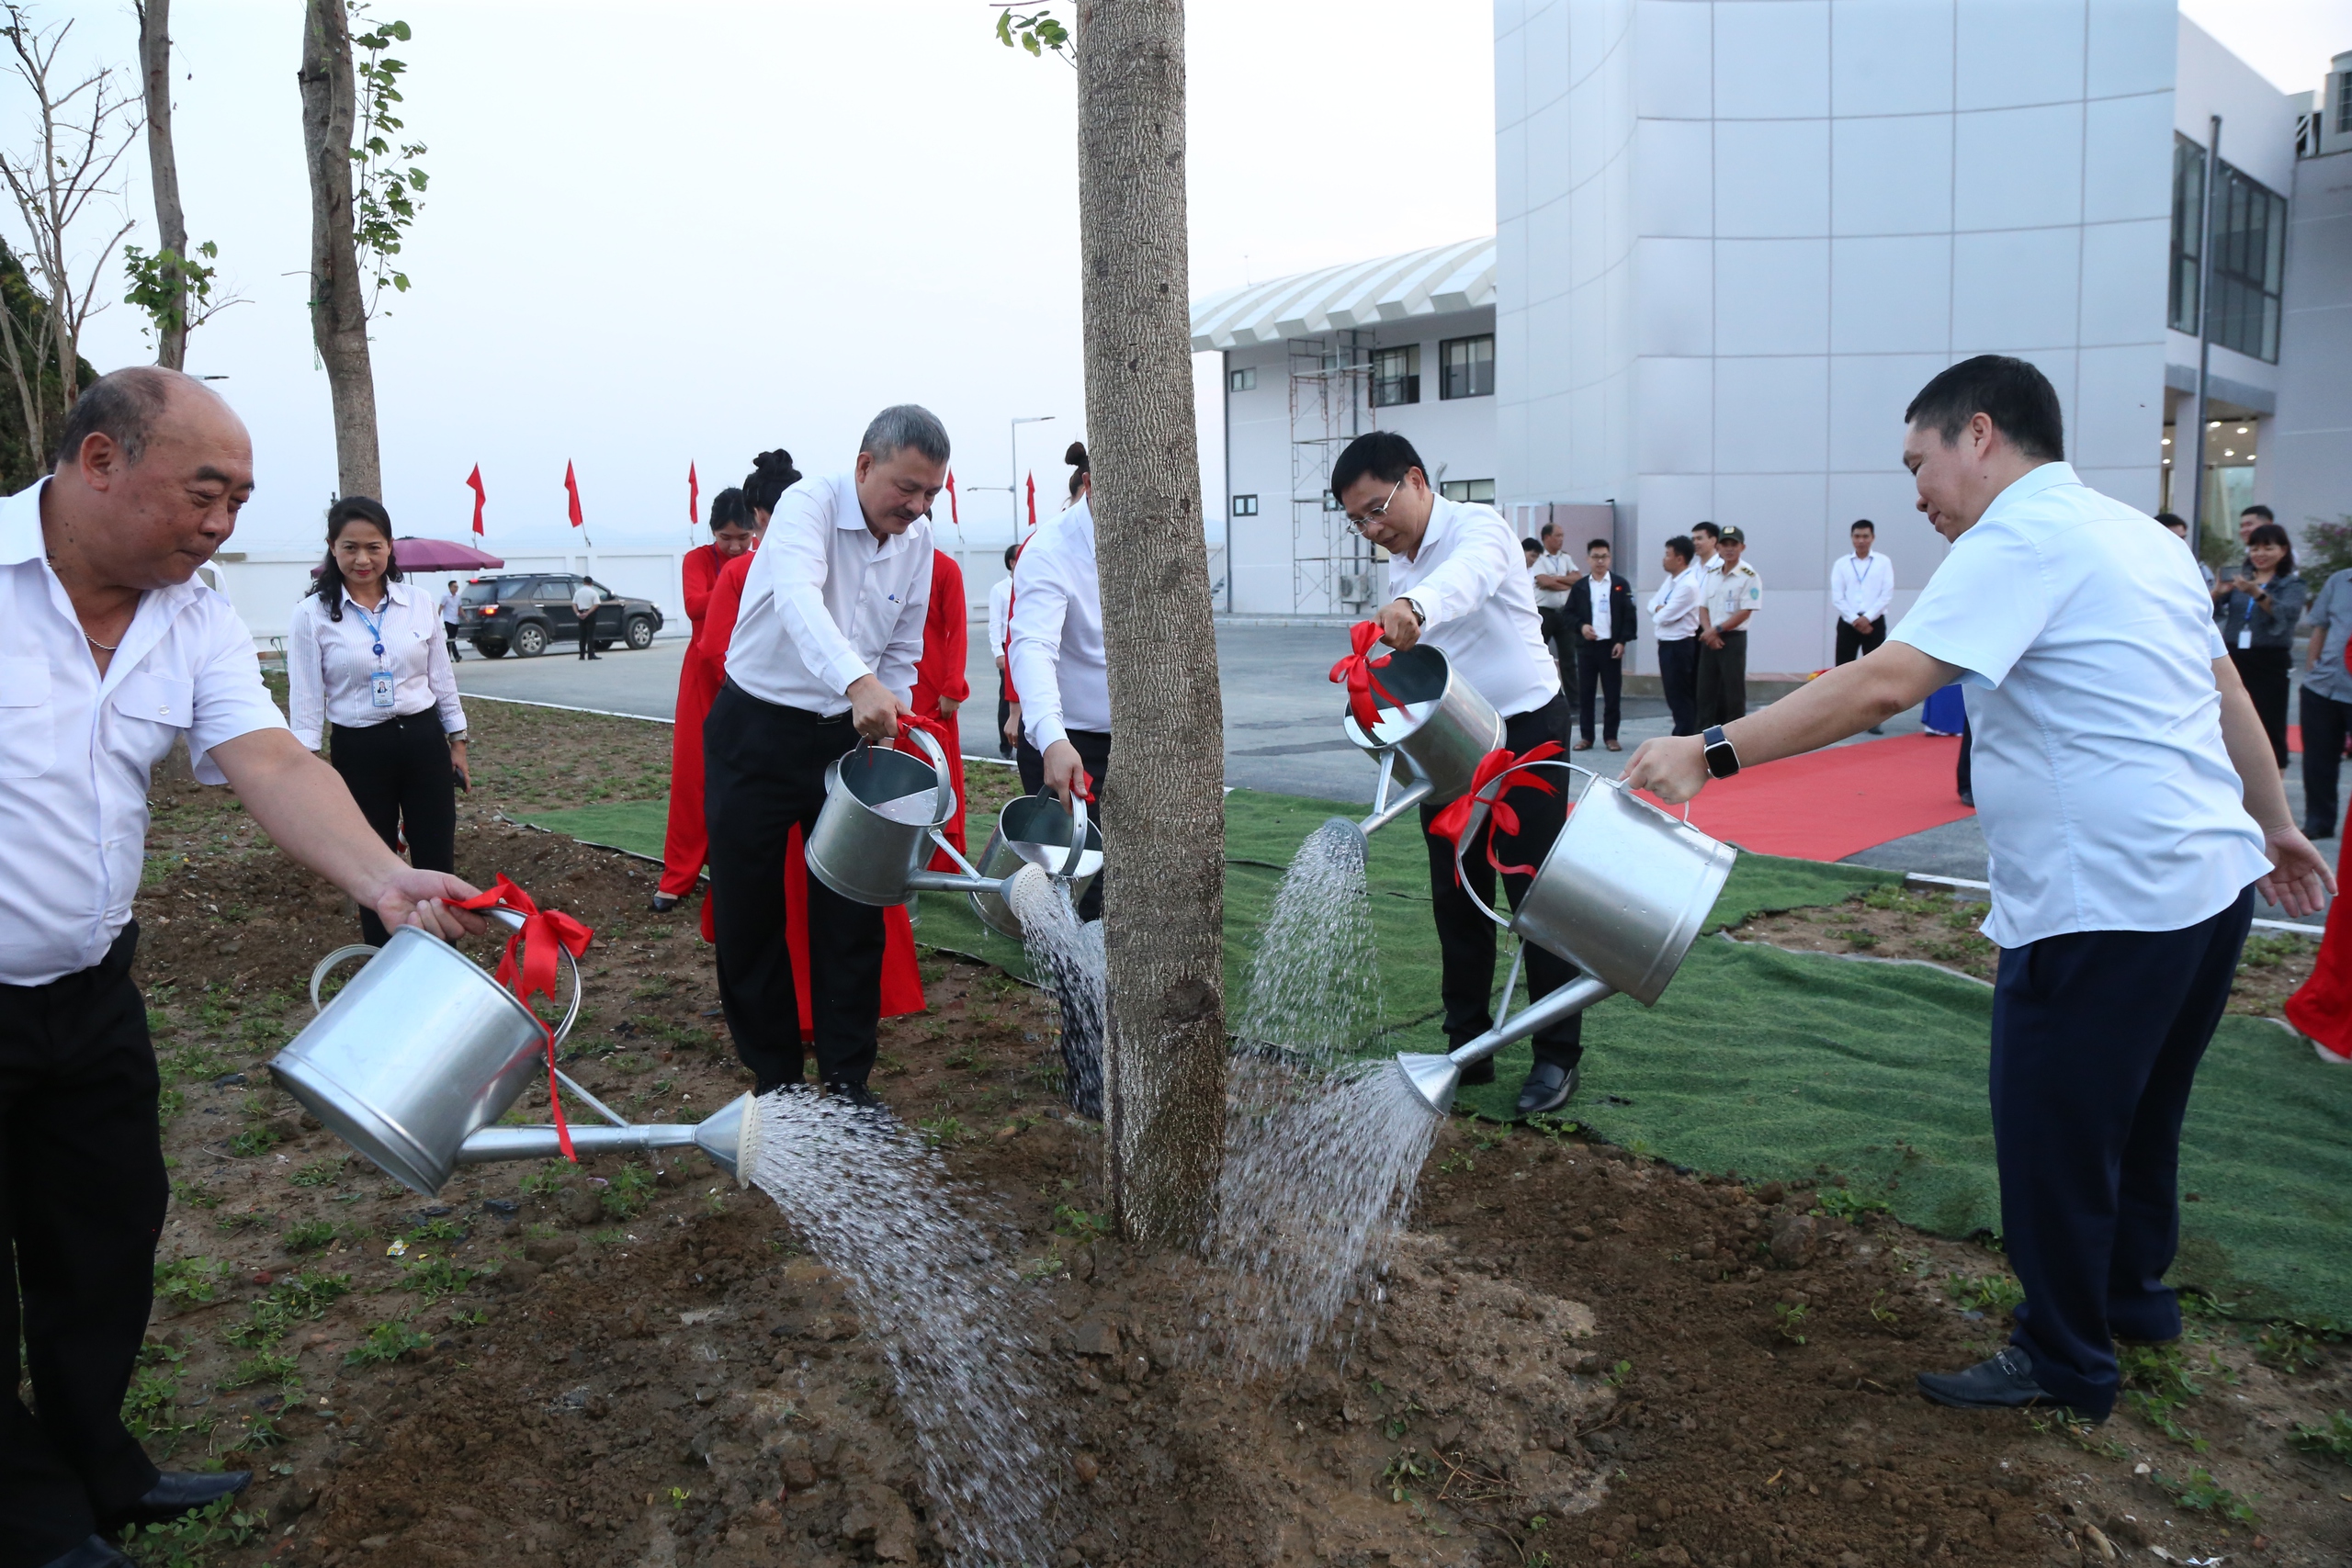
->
[1945, 1272, 2024, 1314]
[1437, 1149, 1475, 1175]
[408, 1217, 468, 1245]
[345, 1319, 432, 1367]
[2238, 931, 2313, 968]
[917, 1114, 968, 1147]
[2153, 1466, 2258, 1524]
[220, 1350, 300, 1390]
[1053, 1204, 1112, 1242]
[1381, 1448, 1432, 1503]
[1774, 1303, 1810, 1344]
[2288, 1411, 2352, 1464]
[282, 1221, 335, 1254]
[2120, 1342, 2208, 1450]
[227, 1124, 280, 1157]
[520, 1164, 567, 1197]
[1868, 1291, 1900, 1327]
[225, 1270, 352, 1349]
[1812, 1186, 1892, 1222]
[118, 1492, 270, 1564]
[398, 1257, 476, 1301]
[602, 1162, 657, 1220]
[119, 1342, 188, 1447]
[1020, 1253, 1067, 1282]
[2254, 1322, 2333, 1373]
[214, 1210, 274, 1235]
[170, 1179, 221, 1211]
[288, 1159, 341, 1189]
[153, 1256, 226, 1309]
[666, 1485, 692, 1509]
[1601, 1359, 1633, 1388]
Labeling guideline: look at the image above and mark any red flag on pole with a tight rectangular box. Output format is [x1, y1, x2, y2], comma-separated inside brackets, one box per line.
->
[1025, 471, 1035, 529]
[945, 469, 958, 526]
[687, 462, 699, 528]
[564, 462, 584, 528]
[465, 465, 487, 536]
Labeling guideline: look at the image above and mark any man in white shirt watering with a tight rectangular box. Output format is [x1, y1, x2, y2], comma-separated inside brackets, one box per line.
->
[708, 405, 942, 1105]
[1623, 355, 2331, 1425]
[2, 368, 484, 1568]
[1335, 431, 1588, 1118]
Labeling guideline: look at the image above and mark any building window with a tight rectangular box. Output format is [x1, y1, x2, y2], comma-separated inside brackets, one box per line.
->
[1440, 479, 1496, 504]
[1231, 494, 1259, 517]
[1439, 334, 1494, 400]
[2211, 163, 2288, 364]
[2169, 133, 2204, 335]
[2338, 67, 2352, 133]
[1370, 344, 1420, 407]
[2171, 135, 2290, 365]
[1228, 366, 1257, 392]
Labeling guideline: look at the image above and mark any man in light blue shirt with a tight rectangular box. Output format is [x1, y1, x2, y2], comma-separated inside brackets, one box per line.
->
[1625, 355, 2331, 1424]
[2298, 566, 2352, 840]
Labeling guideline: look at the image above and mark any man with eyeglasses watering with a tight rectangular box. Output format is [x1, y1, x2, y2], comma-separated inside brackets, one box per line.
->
[1330, 432, 1587, 1117]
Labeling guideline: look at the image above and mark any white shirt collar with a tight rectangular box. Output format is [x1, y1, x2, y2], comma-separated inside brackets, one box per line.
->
[343, 578, 413, 614]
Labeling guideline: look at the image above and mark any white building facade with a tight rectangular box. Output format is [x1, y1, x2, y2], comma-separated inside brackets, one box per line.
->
[1201, 4, 2337, 676]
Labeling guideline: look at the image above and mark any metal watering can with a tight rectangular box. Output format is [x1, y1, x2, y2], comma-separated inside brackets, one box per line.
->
[1394, 760, 1737, 1115]
[805, 727, 1095, 932]
[1337, 643, 1506, 842]
[273, 909, 757, 1197]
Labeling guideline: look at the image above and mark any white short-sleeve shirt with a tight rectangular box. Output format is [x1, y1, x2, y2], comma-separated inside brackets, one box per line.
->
[0, 479, 290, 985]
[1890, 462, 2268, 948]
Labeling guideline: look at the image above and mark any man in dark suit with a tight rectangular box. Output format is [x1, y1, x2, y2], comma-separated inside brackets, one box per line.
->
[1565, 538, 1635, 750]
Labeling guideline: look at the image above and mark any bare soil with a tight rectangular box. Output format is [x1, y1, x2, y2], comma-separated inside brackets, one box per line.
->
[106, 703, 2352, 1567]
[1731, 884, 2320, 1019]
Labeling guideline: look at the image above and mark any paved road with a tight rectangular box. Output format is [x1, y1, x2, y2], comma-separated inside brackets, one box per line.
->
[455, 622, 2324, 924]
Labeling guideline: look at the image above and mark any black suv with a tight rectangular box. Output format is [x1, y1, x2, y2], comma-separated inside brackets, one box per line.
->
[457, 574, 665, 659]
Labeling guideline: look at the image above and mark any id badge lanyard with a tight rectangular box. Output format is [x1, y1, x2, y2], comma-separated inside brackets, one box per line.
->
[351, 601, 396, 709]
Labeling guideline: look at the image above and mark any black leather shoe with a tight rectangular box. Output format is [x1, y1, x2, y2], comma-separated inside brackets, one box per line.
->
[650, 892, 680, 913]
[1916, 1347, 2053, 1411]
[40, 1538, 133, 1568]
[108, 1469, 251, 1529]
[1515, 1061, 1578, 1118]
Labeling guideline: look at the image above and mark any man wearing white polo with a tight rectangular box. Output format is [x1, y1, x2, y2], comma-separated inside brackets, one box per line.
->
[1624, 356, 2330, 1424]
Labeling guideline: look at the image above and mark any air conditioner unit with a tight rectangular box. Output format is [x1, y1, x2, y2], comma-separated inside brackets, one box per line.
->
[1337, 572, 1374, 608]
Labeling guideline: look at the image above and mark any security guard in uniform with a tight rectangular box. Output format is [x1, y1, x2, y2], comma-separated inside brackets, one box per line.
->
[1696, 525, 1762, 728]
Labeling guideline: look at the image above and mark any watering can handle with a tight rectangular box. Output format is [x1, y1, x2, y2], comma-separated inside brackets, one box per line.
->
[309, 944, 379, 1012]
[1058, 792, 1089, 880]
[1448, 758, 1595, 933]
[892, 722, 957, 827]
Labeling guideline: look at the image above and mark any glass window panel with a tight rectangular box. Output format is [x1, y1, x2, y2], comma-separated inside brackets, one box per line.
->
[1440, 334, 1496, 400]
[1370, 344, 1420, 408]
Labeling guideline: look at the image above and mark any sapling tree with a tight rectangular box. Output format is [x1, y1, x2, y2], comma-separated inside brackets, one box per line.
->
[1001, 0, 1227, 1247]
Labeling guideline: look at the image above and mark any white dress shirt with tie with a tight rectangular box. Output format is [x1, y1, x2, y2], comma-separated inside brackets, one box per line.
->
[0, 479, 289, 986]
[1829, 550, 1894, 625]
[287, 579, 467, 750]
[725, 471, 932, 715]
[1388, 494, 1561, 719]
[1648, 566, 1702, 640]
[1009, 498, 1112, 750]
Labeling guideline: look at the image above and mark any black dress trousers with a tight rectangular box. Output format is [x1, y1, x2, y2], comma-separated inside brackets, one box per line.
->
[0, 925, 168, 1567]
[703, 681, 888, 1093]
[1419, 694, 1583, 1072]
[327, 710, 459, 948]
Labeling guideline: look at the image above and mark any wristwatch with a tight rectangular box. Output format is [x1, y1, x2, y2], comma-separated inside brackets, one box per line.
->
[1702, 725, 1740, 780]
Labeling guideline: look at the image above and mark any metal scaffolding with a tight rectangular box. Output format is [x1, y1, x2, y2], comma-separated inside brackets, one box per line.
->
[1287, 333, 1379, 615]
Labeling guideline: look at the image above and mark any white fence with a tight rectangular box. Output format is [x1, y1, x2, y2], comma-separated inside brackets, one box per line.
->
[205, 547, 693, 650]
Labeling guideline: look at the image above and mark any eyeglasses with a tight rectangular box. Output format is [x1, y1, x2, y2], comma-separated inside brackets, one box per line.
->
[1343, 479, 1404, 533]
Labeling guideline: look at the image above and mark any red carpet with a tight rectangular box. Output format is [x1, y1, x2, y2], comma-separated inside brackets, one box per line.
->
[1641, 733, 1973, 863]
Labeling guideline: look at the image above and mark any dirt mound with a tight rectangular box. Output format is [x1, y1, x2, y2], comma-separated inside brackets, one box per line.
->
[115, 784, 2352, 1567]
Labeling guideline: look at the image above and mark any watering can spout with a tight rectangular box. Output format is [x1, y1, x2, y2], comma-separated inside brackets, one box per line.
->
[451, 1091, 763, 1190]
[1392, 975, 1620, 1121]
[1395, 1052, 1462, 1116]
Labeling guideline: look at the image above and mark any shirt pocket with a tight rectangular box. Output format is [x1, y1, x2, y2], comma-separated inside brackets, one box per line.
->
[0, 655, 54, 777]
[113, 670, 195, 730]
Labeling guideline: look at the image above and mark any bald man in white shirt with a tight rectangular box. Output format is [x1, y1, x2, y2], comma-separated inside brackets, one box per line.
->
[0, 369, 483, 1568]
[1336, 431, 1589, 1119]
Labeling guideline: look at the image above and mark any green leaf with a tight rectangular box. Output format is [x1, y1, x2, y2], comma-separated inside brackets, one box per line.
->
[995, 10, 1013, 44]
[1022, 30, 1040, 54]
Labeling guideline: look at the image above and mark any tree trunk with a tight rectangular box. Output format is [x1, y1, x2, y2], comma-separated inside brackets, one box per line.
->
[1074, 0, 1226, 1248]
[297, 0, 380, 499]
[135, 0, 186, 370]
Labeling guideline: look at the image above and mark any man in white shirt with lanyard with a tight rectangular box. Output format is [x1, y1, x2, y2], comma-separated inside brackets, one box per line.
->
[708, 406, 941, 1105]
[1335, 432, 1589, 1118]
[1830, 519, 1894, 666]
[1624, 355, 2331, 1425]
[1530, 521, 1581, 740]
[1, 369, 483, 1567]
[1647, 536, 1703, 736]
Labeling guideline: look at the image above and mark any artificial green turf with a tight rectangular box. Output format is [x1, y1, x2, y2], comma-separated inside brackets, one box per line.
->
[520, 790, 2352, 1322]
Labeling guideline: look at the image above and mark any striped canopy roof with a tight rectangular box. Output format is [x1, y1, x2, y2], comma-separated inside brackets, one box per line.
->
[1188, 236, 1496, 353]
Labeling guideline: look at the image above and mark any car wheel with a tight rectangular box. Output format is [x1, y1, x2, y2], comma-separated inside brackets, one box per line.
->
[479, 641, 508, 659]
[515, 622, 548, 657]
[625, 615, 655, 650]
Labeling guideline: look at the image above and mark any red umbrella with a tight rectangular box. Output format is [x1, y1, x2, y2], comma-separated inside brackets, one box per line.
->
[390, 536, 505, 571]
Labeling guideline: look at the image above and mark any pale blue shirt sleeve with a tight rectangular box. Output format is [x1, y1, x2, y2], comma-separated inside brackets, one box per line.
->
[1887, 525, 2049, 689]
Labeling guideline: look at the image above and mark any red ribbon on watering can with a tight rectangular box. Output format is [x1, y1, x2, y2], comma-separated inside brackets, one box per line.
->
[1429, 741, 1566, 880]
[454, 874, 594, 1161]
[1329, 621, 1406, 732]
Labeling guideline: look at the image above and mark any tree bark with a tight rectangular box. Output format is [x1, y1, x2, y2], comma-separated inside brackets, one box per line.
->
[298, 0, 380, 499]
[135, 0, 186, 370]
[1074, 0, 1226, 1248]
